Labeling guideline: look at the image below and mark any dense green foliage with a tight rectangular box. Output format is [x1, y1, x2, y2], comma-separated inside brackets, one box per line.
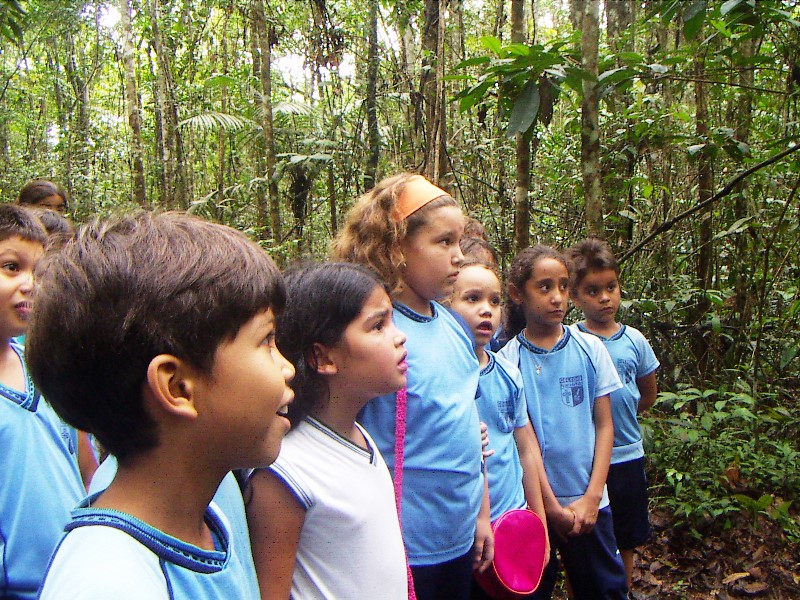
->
[0, 0, 798, 544]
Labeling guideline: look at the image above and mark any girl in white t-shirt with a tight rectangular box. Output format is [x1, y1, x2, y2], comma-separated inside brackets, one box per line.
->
[246, 262, 409, 600]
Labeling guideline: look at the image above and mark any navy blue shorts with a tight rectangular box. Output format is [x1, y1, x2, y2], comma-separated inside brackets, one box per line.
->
[607, 457, 651, 550]
[412, 549, 474, 600]
[532, 506, 627, 599]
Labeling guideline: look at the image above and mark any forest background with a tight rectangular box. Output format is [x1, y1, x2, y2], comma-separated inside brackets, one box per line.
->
[0, 0, 798, 596]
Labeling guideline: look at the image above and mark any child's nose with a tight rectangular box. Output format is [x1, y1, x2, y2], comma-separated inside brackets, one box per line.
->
[19, 273, 34, 293]
[393, 326, 407, 347]
[452, 245, 464, 265]
[277, 351, 296, 383]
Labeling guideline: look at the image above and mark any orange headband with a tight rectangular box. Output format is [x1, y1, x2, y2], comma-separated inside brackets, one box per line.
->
[395, 175, 449, 221]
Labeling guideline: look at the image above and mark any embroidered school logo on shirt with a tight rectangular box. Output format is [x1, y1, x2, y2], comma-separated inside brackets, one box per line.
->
[559, 376, 584, 407]
[497, 396, 515, 433]
[61, 425, 76, 454]
[616, 358, 636, 384]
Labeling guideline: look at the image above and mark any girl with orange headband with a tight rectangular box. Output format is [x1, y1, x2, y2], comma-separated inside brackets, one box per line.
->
[332, 174, 493, 600]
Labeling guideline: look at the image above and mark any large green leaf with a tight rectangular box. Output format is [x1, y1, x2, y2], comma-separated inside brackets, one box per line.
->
[683, 0, 708, 40]
[507, 79, 539, 138]
[479, 35, 502, 56]
[178, 112, 258, 132]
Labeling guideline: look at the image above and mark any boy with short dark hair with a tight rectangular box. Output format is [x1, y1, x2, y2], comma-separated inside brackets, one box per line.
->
[0, 204, 86, 599]
[27, 211, 295, 599]
[566, 237, 660, 592]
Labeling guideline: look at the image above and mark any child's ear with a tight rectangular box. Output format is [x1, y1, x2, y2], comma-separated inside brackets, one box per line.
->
[507, 282, 523, 306]
[145, 354, 199, 420]
[309, 343, 338, 376]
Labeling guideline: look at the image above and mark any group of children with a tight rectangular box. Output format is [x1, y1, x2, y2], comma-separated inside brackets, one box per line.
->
[1, 172, 659, 600]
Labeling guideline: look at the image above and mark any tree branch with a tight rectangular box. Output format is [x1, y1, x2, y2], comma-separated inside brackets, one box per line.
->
[619, 144, 800, 264]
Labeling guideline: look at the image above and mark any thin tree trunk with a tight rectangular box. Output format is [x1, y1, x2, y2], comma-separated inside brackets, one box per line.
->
[46, 42, 74, 202]
[364, 0, 380, 189]
[252, 0, 280, 241]
[512, 0, 530, 251]
[216, 7, 231, 222]
[249, 21, 268, 232]
[119, 0, 147, 207]
[421, 0, 448, 181]
[493, 0, 505, 40]
[605, 0, 635, 244]
[580, 0, 602, 236]
[328, 163, 338, 234]
[63, 30, 92, 211]
[731, 37, 755, 355]
[149, 0, 187, 209]
[693, 52, 713, 378]
[148, 47, 167, 206]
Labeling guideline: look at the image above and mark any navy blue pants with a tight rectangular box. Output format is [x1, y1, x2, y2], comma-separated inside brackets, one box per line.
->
[412, 550, 474, 600]
[533, 506, 628, 599]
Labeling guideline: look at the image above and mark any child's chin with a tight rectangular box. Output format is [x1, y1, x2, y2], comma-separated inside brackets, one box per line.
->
[474, 333, 492, 346]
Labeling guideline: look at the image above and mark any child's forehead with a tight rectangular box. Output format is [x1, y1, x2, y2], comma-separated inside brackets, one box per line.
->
[531, 256, 568, 278]
[0, 234, 44, 255]
[580, 267, 619, 285]
[457, 263, 501, 288]
[418, 204, 464, 229]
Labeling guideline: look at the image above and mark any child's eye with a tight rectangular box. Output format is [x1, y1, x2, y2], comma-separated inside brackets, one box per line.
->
[2, 262, 19, 272]
[491, 296, 501, 306]
[373, 320, 385, 332]
[261, 332, 276, 347]
[466, 294, 479, 302]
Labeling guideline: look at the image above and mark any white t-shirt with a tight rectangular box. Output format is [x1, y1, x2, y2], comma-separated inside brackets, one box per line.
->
[264, 417, 408, 599]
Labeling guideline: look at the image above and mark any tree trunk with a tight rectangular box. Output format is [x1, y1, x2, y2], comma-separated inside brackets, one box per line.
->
[421, 0, 448, 181]
[511, 0, 530, 251]
[252, 0, 281, 241]
[149, 0, 187, 209]
[62, 30, 92, 212]
[580, 0, 602, 236]
[215, 7, 231, 222]
[605, 0, 635, 244]
[364, 0, 380, 189]
[119, 0, 147, 207]
[493, 0, 505, 39]
[46, 42, 74, 202]
[148, 46, 167, 206]
[249, 21, 268, 233]
[328, 162, 338, 234]
[693, 52, 713, 378]
[730, 36, 755, 366]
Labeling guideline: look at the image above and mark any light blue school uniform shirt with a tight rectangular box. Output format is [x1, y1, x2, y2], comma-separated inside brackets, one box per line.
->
[477, 352, 529, 521]
[87, 456, 256, 571]
[0, 342, 85, 600]
[358, 301, 483, 566]
[572, 323, 660, 464]
[499, 327, 622, 508]
[38, 494, 259, 599]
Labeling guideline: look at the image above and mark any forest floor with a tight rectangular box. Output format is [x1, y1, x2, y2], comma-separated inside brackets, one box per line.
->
[629, 509, 800, 599]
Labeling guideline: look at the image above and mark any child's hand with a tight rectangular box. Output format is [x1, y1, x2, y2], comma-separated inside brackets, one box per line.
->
[472, 513, 494, 572]
[549, 506, 575, 540]
[542, 524, 551, 568]
[566, 496, 599, 536]
[480, 421, 495, 458]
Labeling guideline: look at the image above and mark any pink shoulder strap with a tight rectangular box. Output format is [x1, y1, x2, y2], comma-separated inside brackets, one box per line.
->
[394, 387, 417, 600]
